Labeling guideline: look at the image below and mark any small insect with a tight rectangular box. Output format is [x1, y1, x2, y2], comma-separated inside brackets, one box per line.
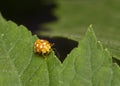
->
[34, 39, 53, 55]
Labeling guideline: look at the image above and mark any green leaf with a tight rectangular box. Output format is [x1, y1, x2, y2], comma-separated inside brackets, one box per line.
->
[112, 64, 120, 86]
[61, 26, 113, 86]
[0, 14, 60, 86]
[0, 15, 120, 86]
[40, 0, 120, 60]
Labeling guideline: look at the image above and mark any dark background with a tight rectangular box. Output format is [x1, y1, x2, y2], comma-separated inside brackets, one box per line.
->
[0, 0, 77, 62]
[0, 0, 57, 32]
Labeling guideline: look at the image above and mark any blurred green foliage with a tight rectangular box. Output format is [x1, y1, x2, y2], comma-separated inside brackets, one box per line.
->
[40, 0, 120, 60]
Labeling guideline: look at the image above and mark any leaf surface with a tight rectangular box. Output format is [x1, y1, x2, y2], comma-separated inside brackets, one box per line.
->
[0, 15, 61, 86]
[0, 15, 120, 86]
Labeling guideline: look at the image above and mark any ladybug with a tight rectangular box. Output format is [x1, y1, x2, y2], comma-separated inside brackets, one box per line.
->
[34, 39, 53, 55]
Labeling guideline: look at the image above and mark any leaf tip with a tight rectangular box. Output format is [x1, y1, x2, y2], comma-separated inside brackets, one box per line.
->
[105, 48, 108, 51]
[85, 24, 97, 42]
[89, 24, 93, 28]
[105, 48, 110, 54]
[97, 41, 103, 45]
[86, 24, 95, 35]
[97, 41, 101, 43]
[104, 48, 111, 58]
[88, 24, 93, 31]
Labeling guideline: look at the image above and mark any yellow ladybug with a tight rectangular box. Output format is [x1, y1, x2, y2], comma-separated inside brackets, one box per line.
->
[34, 39, 53, 55]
